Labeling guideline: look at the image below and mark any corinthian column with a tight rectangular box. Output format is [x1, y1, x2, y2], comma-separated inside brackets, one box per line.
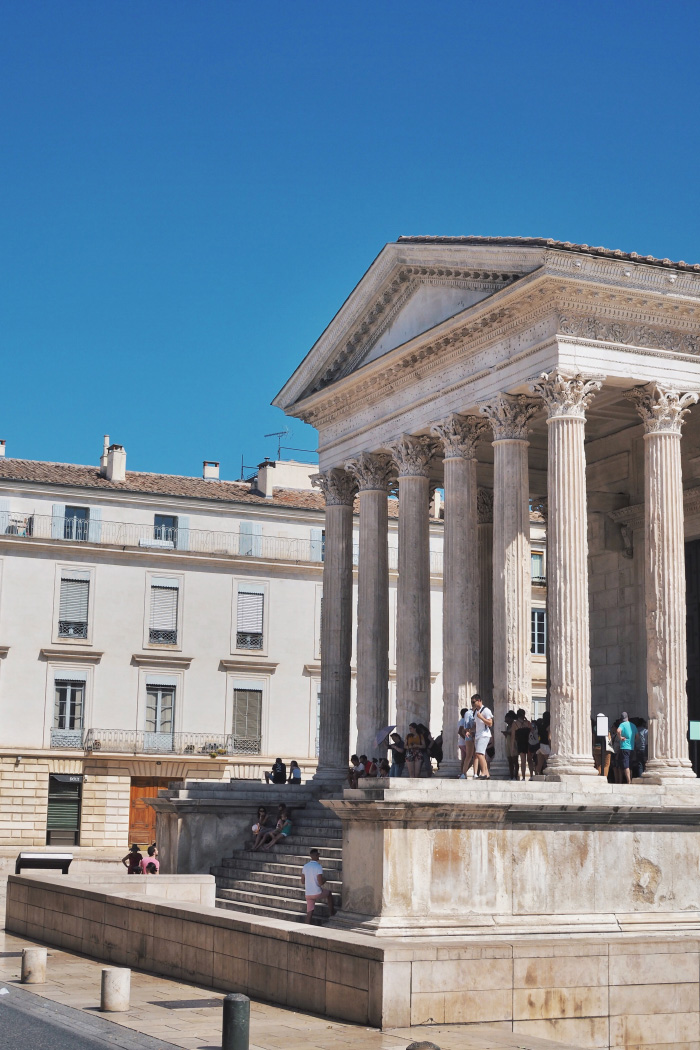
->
[479, 394, 538, 776]
[345, 453, 393, 758]
[388, 434, 434, 733]
[431, 414, 487, 774]
[478, 489, 494, 701]
[531, 372, 603, 777]
[625, 383, 699, 780]
[311, 468, 357, 781]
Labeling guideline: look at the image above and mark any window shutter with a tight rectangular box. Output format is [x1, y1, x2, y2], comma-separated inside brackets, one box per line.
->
[232, 688, 262, 753]
[149, 579, 179, 643]
[52, 504, 66, 540]
[239, 521, 262, 557]
[0, 498, 8, 534]
[87, 508, 102, 543]
[236, 584, 264, 649]
[175, 515, 189, 550]
[310, 528, 323, 562]
[59, 572, 90, 637]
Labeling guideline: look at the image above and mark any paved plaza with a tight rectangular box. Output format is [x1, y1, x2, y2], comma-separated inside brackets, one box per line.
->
[0, 929, 581, 1050]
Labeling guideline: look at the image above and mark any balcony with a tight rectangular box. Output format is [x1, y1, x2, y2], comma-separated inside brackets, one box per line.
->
[81, 729, 261, 755]
[531, 576, 547, 586]
[0, 513, 445, 573]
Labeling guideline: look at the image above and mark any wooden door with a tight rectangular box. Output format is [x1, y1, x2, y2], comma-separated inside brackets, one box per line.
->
[128, 777, 179, 847]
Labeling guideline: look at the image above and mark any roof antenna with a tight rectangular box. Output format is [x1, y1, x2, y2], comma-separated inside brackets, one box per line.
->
[264, 427, 290, 460]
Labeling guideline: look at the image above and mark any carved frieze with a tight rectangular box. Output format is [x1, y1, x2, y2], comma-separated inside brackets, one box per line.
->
[430, 414, 488, 459]
[624, 383, 699, 435]
[479, 393, 540, 440]
[559, 315, 700, 356]
[311, 468, 357, 506]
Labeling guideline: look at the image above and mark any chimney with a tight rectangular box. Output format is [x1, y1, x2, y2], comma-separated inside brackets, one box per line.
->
[203, 460, 220, 480]
[105, 444, 126, 482]
[255, 459, 275, 498]
[0, 440, 5, 458]
[99, 435, 110, 476]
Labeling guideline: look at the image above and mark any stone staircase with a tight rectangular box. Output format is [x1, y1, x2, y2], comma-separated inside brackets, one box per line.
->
[210, 789, 343, 924]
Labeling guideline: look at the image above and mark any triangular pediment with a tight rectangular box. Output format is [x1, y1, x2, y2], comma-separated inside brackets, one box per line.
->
[274, 241, 547, 409]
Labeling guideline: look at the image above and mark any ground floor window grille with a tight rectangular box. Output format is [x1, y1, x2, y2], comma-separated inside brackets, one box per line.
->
[531, 609, 547, 655]
[232, 688, 262, 753]
[236, 585, 264, 650]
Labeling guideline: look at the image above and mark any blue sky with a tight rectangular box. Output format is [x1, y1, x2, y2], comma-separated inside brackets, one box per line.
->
[1, 1, 699, 478]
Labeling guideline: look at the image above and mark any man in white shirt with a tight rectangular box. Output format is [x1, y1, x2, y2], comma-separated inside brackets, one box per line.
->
[471, 694, 493, 780]
[301, 848, 335, 924]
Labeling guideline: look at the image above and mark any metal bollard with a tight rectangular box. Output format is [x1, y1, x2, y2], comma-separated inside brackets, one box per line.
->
[222, 992, 250, 1050]
[100, 967, 131, 1012]
[21, 947, 47, 984]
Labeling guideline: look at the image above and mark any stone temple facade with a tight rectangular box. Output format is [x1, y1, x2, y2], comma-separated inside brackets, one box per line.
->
[274, 236, 700, 782]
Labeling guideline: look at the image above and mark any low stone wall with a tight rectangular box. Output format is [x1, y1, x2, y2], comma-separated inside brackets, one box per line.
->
[6, 872, 700, 1045]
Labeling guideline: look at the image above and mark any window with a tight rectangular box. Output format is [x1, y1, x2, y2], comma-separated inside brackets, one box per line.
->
[54, 678, 84, 731]
[232, 688, 262, 753]
[149, 577, 179, 644]
[236, 584, 264, 650]
[531, 609, 547, 655]
[46, 774, 82, 846]
[532, 696, 548, 720]
[531, 551, 545, 583]
[58, 570, 90, 639]
[154, 514, 177, 543]
[146, 686, 174, 734]
[64, 506, 90, 541]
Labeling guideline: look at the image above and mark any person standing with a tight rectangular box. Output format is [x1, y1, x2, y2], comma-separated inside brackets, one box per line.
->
[388, 733, 406, 777]
[513, 709, 532, 782]
[301, 848, 336, 924]
[405, 723, 426, 778]
[616, 711, 639, 784]
[471, 695, 493, 779]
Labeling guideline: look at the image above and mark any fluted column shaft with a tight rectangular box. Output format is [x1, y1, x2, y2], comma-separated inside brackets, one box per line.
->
[345, 454, 393, 758]
[626, 384, 699, 779]
[311, 469, 357, 781]
[531, 372, 603, 776]
[480, 395, 538, 775]
[432, 415, 485, 773]
[478, 490, 494, 700]
[389, 435, 434, 733]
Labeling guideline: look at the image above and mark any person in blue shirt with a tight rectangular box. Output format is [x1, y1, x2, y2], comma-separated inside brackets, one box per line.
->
[616, 712, 639, 784]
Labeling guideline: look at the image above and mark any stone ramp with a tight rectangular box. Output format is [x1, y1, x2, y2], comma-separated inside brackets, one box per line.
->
[212, 794, 343, 923]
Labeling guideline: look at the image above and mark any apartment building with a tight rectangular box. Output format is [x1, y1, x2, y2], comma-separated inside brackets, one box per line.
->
[0, 438, 547, 850]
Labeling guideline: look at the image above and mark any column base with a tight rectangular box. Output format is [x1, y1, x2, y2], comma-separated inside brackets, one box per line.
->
[640, 759, 698, 783]
[543, 755, 598, 779]
[435, 760, 462, 778]
[312, 765, 350, 787]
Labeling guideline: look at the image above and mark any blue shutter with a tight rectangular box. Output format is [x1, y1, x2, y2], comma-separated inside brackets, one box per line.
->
[0, 499, 9, 535]
[52, 504, 66, 540]
[175, 515, 190, 550]
[310, 528, 323, 562]
[87, 507, 102, 543]
[250, 521, 262, 557]
[239, 521, 253, 557]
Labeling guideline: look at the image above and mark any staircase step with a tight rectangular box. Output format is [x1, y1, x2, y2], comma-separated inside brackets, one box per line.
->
[216, 898, 331, 924]
[218, 887, 336, 913]
[213, 859, 342, 879]
[216, 875, 342, 896]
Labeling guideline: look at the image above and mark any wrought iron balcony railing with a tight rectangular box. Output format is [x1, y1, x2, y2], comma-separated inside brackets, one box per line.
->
[81, 729, 261, 755]
[0, 513, 446, 574]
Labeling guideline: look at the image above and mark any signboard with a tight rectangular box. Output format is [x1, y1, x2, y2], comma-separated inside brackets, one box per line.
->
[596, 714, 609, 737]
[689, 721, 700, 741]
[50, 774, 84, 784]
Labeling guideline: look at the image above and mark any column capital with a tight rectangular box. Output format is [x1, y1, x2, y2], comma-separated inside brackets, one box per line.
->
[344, 452, 394, 492]
[387, 434, 435, 478]
[479, 393, 539, 439]
[431, 413, 488, 459]
[477, 488, 494, 524]
[624, 383, 699, 435]
[311, 468, 357, 506]
[531, 370, 604, 419]
[530, 496, 548, 522]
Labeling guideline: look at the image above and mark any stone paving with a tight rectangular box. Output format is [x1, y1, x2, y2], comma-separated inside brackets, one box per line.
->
[0, 929, 581, 1050]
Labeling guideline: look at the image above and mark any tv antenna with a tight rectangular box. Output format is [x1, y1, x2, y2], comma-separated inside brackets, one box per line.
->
[264, 428, 290, 459]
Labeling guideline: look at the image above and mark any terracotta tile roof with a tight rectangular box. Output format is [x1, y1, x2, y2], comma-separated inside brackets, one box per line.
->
[0, 458, 328, 511]
[396, 235, 700, 273]
[0, 459, 434, 520]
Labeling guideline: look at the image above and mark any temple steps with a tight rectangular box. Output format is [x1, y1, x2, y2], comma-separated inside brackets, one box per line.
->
[213, 797, 343, 924]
